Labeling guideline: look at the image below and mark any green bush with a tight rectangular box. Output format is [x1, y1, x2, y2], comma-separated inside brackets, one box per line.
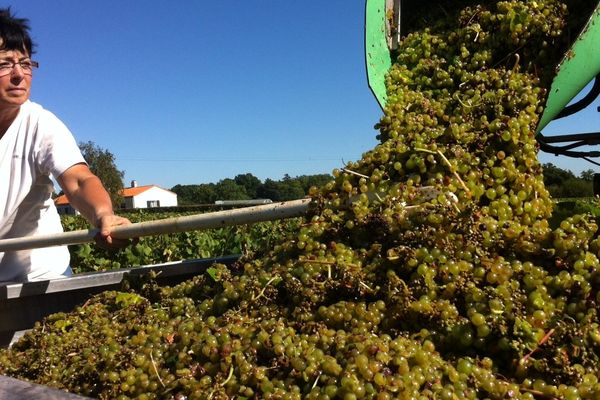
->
[62, 212, 301, 274]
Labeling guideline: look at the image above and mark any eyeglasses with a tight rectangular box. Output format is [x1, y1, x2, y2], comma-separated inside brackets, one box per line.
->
[0, 60, 39, 77]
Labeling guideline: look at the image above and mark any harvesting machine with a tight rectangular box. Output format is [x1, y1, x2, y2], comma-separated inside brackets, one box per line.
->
[366, 0, 600, 167]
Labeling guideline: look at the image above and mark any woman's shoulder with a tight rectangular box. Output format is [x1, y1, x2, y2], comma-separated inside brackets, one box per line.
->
[22, 100, 67, 129]
[21, 100, 53, 118]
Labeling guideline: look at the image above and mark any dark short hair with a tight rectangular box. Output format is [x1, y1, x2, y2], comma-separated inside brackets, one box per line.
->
[0, 7, 35, 56]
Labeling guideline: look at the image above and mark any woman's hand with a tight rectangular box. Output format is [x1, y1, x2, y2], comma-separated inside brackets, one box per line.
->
[94, 214, 134, 250]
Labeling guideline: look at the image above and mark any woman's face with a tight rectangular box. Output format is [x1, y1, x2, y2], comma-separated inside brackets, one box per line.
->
[0, 48, 33, 111]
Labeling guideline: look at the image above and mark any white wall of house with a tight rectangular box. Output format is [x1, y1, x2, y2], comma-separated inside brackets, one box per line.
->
[127, 187, 178, 209]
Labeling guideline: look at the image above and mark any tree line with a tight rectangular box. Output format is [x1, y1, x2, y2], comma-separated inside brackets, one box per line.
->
[76, 142, 597, 205]
[72, 142, 334, 206]
[541, 163, 595, 198]
[171, 173, 333, 205]
[169, 163, 598, 205]
[169, 163, 595, 205]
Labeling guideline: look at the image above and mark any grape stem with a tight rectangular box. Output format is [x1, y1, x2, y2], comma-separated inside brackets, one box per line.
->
[520, 328, 555, 364]
[519, 387, 559, 400]
[436, 150, 470, 196]
[466, 9, 481, 26]
[150, 351, 166, 388]
[414, 148, 471, 196]
[220, 365, 234, 387]
[252, 276, 278, 301]
[453, 92, 481, 109]
[359, 280, 373, 291]
[311, 371, 322, 390]
[492, 45, 525, 70]
[297, 259, 359, 269]
[342, 168, 369, 179]
[512, 53, 521, 72]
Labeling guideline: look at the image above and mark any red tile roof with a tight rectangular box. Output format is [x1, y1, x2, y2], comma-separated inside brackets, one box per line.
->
[54, 194, 70, 205]
[121, 185, 154, 197]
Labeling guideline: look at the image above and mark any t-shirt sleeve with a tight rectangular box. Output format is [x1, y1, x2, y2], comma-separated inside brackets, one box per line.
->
[36, 110, 87, 178]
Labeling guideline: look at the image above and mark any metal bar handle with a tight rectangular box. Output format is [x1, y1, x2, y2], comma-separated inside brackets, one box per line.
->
[0, 198, 312, 253]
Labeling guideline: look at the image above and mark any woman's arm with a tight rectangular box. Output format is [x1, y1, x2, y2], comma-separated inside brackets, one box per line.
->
[57, 163, 131, 248]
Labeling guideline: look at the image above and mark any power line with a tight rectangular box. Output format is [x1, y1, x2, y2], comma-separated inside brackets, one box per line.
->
[116, 156, 359, 163]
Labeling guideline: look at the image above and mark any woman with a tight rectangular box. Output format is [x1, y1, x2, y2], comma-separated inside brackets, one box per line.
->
[0, 8, 131, 282]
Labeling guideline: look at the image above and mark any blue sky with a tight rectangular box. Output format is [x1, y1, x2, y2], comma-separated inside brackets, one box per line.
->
[10, 1, 600, 189]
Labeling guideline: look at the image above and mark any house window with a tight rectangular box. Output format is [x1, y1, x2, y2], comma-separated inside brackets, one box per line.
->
[147, 200, 160, 208]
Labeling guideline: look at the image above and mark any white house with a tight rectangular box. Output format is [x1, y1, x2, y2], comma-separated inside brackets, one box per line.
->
[120, 182, 178, 209]
[54, 181, 178, 214]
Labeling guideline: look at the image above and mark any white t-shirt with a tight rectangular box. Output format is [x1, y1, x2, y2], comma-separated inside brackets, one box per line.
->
[0, 100, 85, 282]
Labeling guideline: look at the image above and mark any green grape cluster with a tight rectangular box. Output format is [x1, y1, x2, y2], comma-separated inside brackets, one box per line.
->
[2, 0, 600, 399]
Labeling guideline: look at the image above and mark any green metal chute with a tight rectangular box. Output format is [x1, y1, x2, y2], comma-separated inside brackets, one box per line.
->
[365, 0, 394, 110]
[536, 4, 600, 133]
[365, 0, 600, 145]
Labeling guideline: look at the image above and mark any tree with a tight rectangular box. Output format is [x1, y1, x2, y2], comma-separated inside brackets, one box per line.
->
[560, 178, 592, 197]
[580, 169, 595, 182]
[214, 179, 250, 201]
[542, 163, 575, 187]
[278, 175, 306, 200]
[542, 163, 593, 198]
[171, 173, 333, 204]
[197, 184, 219, 204]
[78, 141, 124, 207]
[295, 174, 333, 192]
[234, 173, 262, 198]
[256, 177, 305, 201]
[256, 179, 282, 201]
[171, 184, 195, 205]
[171, 184, 207, 205]
[171, 184, 219, 204]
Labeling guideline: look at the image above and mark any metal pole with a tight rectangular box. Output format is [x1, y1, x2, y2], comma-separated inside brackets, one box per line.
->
[0, 198, 311, 253]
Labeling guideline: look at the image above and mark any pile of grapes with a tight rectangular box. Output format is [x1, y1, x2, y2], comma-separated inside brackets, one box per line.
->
[2, 1, 600, 399]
